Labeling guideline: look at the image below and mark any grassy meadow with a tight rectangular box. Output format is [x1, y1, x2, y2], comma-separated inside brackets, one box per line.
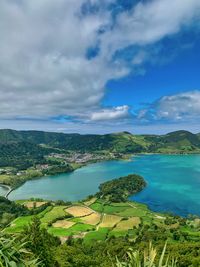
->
[3, 198, 200, 245]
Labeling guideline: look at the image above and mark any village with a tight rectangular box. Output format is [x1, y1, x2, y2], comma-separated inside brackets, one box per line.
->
[48, 151, 119, 164]
[0, 151, 123, 187]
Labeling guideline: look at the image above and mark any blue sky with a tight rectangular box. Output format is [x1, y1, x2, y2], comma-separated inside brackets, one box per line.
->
[105, 32, 200, 109]
[0, 0, 200, 134]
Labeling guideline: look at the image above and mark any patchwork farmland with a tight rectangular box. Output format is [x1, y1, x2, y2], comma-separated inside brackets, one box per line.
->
[4, 198, 199, 245]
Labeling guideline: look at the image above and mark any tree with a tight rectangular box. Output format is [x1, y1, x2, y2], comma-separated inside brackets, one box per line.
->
[22, 217, 60, 267]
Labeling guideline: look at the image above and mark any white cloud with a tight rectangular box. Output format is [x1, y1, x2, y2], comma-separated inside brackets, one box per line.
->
[138, 90, 200, 122]
[0, 0, 121, 118]
[100, 0, 200, 58]
[90, 105, 129, 121]
[0, 0, 199, 126]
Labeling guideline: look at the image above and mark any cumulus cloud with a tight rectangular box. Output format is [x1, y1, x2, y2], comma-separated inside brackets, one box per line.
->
[99, 0, 200, 58]
[90, 105, 129, 121]
[137, 90, 200, 122]
[0, 0, 118, 118]
[0, 0, 200, 125]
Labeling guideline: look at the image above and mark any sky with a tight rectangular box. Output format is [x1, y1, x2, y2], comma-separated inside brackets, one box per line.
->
[0, 0, 200, 134]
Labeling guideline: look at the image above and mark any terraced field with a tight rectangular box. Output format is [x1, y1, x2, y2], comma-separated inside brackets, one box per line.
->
[41, 206, 68, 225]
[5, 198, 198, 244]
[80, 213, 101, 225]
[115, 217, 141, 230]
[99, 214, 122, 228]
[66, 206, 93, 217]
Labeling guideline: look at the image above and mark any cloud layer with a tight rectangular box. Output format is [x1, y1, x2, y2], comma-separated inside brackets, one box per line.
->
[90, 105, 129, 121]
[0, 0, 200, 129]
[138, 91, 200, 122]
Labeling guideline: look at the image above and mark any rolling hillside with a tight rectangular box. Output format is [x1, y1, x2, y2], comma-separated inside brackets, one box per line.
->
[0, 129, 200, 169]
[0, 129, 200, 152]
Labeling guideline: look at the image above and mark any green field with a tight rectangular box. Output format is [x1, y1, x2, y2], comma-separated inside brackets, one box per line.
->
[84, 227, 109, 243]
[4, 206, 52, 233]
[4, 198, 200, 245]
[4, 215, 34, 233]
[48, 223, 94, 237]
[41, 206, 68, 225]
[90, 201, 104, 212]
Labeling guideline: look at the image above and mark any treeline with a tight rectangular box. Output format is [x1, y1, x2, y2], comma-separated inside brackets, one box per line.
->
[96, 174, 146, 202]
[0, 196, 29, 228]
[0, 141, 54, 170]
[0, 197, 50, 228]
[42, 164, 74, 176]
[1, 129, 200, 158]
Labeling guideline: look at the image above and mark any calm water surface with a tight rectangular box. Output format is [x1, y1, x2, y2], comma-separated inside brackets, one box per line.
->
[8, 155, 200, 216]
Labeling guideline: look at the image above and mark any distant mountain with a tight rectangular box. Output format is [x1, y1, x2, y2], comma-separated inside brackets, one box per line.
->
[0, 129, 144, 152]
[0, 129, 200, 169]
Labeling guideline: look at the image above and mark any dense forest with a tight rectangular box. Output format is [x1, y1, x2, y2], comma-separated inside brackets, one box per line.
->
[96, 174, 146, 202]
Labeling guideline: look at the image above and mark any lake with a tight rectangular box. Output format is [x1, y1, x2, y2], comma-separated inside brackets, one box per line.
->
[8, 154, 200, 217]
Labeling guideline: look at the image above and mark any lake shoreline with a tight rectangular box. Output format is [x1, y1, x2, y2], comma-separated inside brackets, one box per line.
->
[2, 152, 200, 196]
[0, 154, 133, 198]
[8, 154, 200, 218]
[0, 183, 13, 198]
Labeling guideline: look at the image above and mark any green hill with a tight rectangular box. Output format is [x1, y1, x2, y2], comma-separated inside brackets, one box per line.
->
[0, 129, 200, 153]
[144, 130, 200, 153]
[0, 129, 200, 170]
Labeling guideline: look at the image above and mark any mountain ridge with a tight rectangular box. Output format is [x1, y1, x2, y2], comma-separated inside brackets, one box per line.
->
[0, 129, 200, 153]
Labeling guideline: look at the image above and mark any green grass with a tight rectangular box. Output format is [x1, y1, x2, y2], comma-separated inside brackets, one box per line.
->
[84, 227, 109, 243]
[90, 201, 148, 217]
[48, 227, 72, 237]
[90, 202, 104, 212]
[48, 223, 94, 237]
[111, 202, 132, 207]
[143, 216, 154, 225]
[103, 204, 128, 214]
[4, 206, 53, 233]
[15, 200, 27, 204]
[37, 206, 53, 219]
[116, 207, 147, 217]
[108, 229, 127, 238]
[129, 201, 148, 210]
[40, 206, 67, 224]
[69, 223, 94, 232]
[4, 216, 34, 233]
[70, 217, 82, 223]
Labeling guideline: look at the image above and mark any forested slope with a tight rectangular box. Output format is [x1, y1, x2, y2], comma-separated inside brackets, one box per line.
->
[0, 129, 200, 169]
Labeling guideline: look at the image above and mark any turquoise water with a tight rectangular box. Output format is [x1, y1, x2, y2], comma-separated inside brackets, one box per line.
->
[9, 155, 200, 216]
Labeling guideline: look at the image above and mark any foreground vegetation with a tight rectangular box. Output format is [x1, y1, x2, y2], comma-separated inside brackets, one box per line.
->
[0, 225, 180, 267]
[1, 227, 181, 267]
[116, 243, 177, 267]
[1, 193, 200, 266]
